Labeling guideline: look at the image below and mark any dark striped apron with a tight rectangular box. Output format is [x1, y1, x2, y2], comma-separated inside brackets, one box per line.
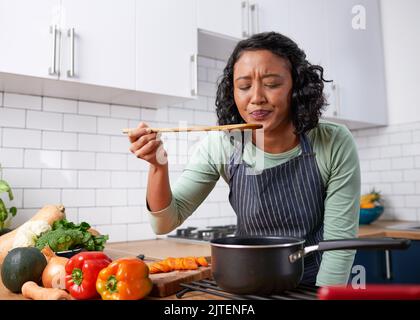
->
[228, 133, 326, 284]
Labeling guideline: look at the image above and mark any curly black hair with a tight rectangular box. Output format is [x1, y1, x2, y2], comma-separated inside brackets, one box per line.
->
[215, 31, 330, 135]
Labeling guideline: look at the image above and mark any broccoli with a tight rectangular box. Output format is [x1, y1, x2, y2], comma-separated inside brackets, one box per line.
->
[34, 219, 109, 252]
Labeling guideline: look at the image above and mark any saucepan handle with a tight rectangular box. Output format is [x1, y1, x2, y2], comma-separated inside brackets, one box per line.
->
[289, 238, 411, 264]
[315, 238, 411, 252]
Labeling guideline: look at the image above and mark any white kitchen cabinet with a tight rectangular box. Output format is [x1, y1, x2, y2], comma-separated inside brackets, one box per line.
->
[197, 0, 249, 39]
[59, 0, 136, 90]
[250, 0, 289, 36]
[0, 0, 199, 107]
[325, 0, 387, 127]
[136, 0, 197, 98]
[0, 0, 61, 80]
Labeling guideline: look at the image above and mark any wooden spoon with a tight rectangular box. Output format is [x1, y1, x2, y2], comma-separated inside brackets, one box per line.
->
[122, 123, 263, 134]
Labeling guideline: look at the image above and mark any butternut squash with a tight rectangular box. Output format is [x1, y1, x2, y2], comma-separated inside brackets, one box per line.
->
[0, 205, 66, 264]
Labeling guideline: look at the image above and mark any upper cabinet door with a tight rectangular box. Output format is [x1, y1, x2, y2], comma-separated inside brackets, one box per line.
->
[60, 0, 136, 90]
[0, 0, 61, 79]
[252, 0, 290, 36]
[136, 0, 197, 99]
[326, 0, 387, 125]
[198, 0, 248, 39]
[289, 0, 331, 77]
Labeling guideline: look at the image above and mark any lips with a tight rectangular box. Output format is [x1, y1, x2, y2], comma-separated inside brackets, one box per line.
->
[250, 110, 272, 121]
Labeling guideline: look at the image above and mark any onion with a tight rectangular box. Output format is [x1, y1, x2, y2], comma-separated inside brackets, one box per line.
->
[42, 256, 68, 289]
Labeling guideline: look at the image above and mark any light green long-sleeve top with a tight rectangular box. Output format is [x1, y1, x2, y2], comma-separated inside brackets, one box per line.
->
[147, 120, 361, 286]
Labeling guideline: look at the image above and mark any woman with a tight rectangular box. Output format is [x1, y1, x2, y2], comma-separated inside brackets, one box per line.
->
[127, 32, 360, 286]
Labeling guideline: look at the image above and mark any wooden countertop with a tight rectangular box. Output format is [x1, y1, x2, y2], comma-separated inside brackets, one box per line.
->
[1, 220, 418, 300]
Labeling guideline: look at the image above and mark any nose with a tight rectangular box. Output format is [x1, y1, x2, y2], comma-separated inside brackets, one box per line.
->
[250, 83, 267, 105]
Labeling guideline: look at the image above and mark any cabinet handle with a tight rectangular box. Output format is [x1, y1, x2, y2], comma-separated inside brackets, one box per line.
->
[249, 3, 259, 36]
[384, 250, 392, 280]
[241, 1, 249, 38]
[48, 25, 59, 76]
[67, 28, 75, 78]
[190, 53, 197, 96]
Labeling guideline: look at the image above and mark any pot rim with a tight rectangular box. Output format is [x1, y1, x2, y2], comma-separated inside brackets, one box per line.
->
[210, 236, 306, 249]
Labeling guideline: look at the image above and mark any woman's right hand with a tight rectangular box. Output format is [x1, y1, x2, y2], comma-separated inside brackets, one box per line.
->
[128, 122, 168, 168]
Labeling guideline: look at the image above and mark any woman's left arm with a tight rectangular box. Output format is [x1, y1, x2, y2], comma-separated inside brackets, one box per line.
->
[316, 126, 361, 286]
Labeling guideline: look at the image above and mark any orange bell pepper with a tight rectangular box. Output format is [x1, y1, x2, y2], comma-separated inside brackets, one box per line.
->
[96, 257, 153, 300]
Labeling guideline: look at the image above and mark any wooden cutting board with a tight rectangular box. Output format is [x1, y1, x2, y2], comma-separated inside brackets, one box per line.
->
[146, 257, 212, 298]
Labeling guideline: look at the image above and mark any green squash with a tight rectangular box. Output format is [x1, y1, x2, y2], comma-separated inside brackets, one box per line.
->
[1, 247, 47, 293]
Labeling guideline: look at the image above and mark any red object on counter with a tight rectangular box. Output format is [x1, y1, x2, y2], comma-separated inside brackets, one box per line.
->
[65, 251, 112, 300]
[318, 285, 420, 300]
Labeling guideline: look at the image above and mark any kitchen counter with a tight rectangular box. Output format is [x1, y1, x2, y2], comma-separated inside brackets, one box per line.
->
[1, 220, 419, 300]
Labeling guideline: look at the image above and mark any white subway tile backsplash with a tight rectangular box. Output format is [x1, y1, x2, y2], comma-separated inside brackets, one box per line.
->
[127, 154, 149, 171]
[96, 224, 127, 243]
[78, 101, 110, 117]
[6, 188, 23, 208]
[198, 66, 207, 82]
[198, 56, 216, 68]
[379, 145, 402, 158]
[26, 110, 62, 131]
[62, 151, 95, 170]
[78, 134, 109, 152]
[128, 189, 147, 206]
[62, 189, 95, 207]
[380, 170, 402, 183]
[111, 206, 142, 224]
[64, 207, 79, 224]
[96, 189, 127, 207]
[391, 182, 416, 195]
[111, 105, 141, 120]
[97, 117, 128, 135]
[389, 132, 412, 145]
[358, 147, 381, 160]
[416, 156, 420, 168]
[405, 196, 420, 208]
[23, 189, 61, 208]
[3, 168, 40, 188]
[111, 171, 142, 188]
[42, 170, 77, 188]
[141, 108, 168, 122]
[0, 148, 24, 167]
[402, 144, 420, 156]
[64, 114, 96, 133]
[0, 92, 3, 106]
[43, 97, 78, 114]
[11, 208, 37, 228]
[413, 130, 420, 143]
[370, 159, 391, 171]
[110, 136, 130, 154]
[403, 169, 420, 182]
[43, 131, 77, 150]
[79, 207, 111, 225]
[96, 153, 127, 171]
[79, 171, 110, 188]
[3, 93, 41, 110]
[391, 157, 414, 170]
[207, 68, 222, 83]
[216, 60, 226, 70]
[168, 107, 195, 124]
[198, 81, 216, 97]
[3, 128, 41, 148]
[194, 203, 219, 219]
[127, 223, 157, 241]
[24, 149, 61, 168]
[0, 107, 26, 127]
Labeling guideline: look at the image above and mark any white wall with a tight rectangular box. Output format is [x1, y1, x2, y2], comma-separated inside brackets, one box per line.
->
[0, 56, 236, 242]
[380, 0, 420, 124]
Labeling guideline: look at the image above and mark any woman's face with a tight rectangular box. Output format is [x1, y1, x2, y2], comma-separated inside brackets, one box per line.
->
[233, 50, 293, 133]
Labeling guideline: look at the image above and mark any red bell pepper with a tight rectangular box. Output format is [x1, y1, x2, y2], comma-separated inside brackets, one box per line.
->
[65, 251, 112, 300]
